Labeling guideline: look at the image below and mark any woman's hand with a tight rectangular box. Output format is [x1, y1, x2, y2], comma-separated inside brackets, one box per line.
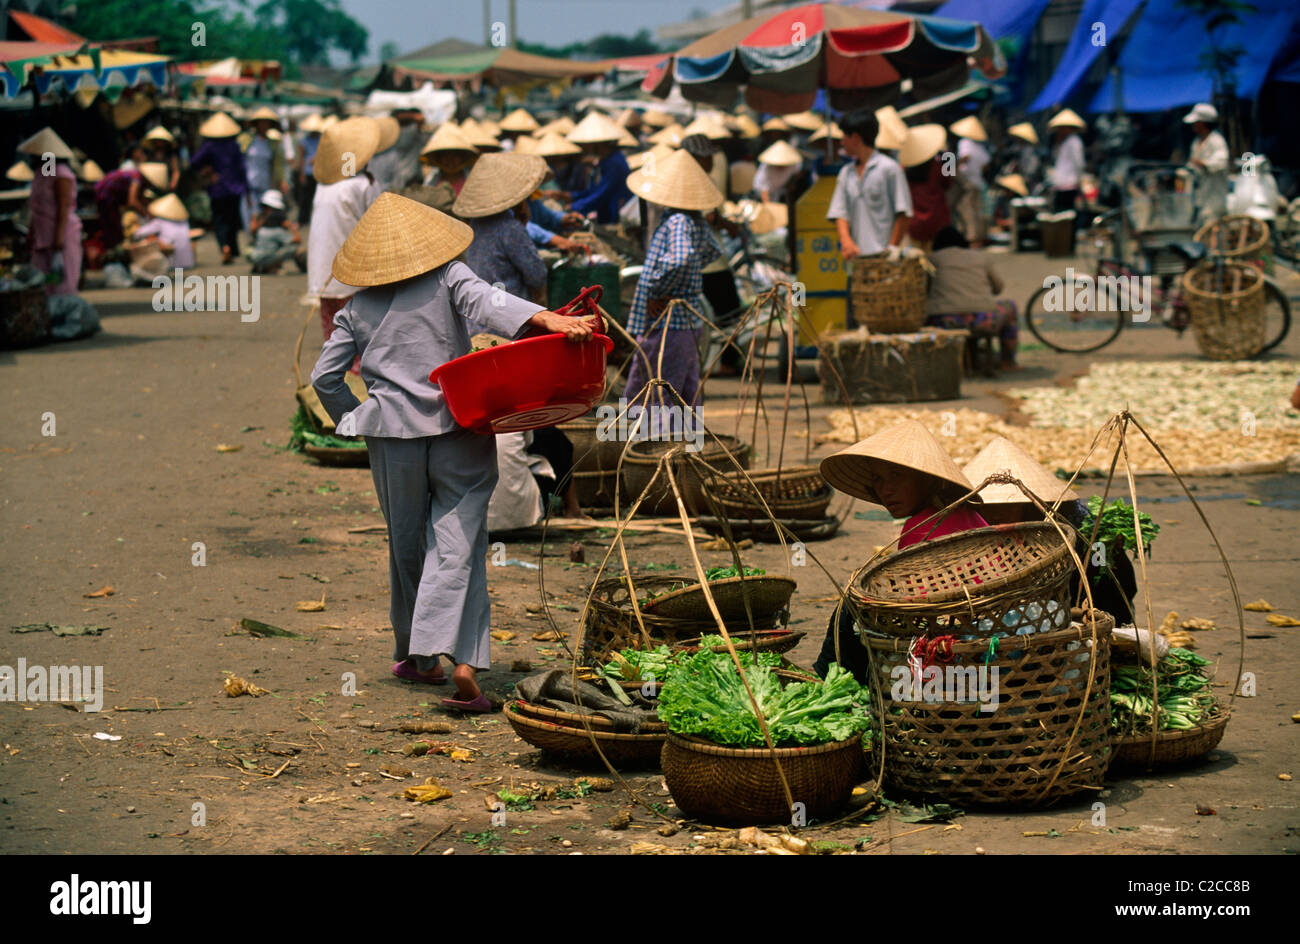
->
[530, 310, 595, 341]
[840, 238, 860, 261]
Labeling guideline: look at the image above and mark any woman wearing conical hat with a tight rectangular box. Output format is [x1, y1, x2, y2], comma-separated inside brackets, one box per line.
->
[963, 436, 1137, 622]
[241, 106, 287, 229]
[143, 125, 181, 191]
[898, 124, 951, 253]
[1047, 109, 1085, 214]
[190, 111, 248, 264]
[561, 111, 631, 225]
[19, 128, 82, 295]
[418, 122, 479, 210]
[310, 193, 593, 711]
[127, 194, 195, 282]
[813, 420, 989, 681]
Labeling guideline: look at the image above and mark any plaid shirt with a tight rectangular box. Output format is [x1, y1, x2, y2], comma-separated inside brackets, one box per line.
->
[627, 210, 723, 334]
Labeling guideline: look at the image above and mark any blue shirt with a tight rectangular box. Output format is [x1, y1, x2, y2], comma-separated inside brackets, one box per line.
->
[626, 210, 722, 334]
[570, 150, 631, 224]
[465, 211, 548, 299]
[525, 219, 556, 247]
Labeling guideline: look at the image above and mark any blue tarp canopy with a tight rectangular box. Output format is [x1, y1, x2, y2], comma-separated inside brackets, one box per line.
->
[1087, 0, 1300, 111]
[934, 0, 1053, 47]
[1027, 0, 1144, 112]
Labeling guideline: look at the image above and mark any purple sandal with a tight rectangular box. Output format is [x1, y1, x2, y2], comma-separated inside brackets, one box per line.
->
[392, 660, 448, 685]
[440, 693, 492, 713]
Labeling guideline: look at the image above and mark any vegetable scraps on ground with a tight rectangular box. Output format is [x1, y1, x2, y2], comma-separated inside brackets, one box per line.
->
[1111, 648, 1219, 732]
[656, 648, 871, 748]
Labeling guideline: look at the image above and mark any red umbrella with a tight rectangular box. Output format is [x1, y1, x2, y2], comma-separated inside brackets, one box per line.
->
[643, 2, 1004, 114]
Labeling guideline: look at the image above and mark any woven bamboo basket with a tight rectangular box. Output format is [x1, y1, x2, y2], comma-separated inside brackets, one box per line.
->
[671, 629, 806, 656]
[702, 466, 833, 521]
[505, 702, 665, 766]
[573, 469, 618, 509]
[662, 733, 863, 824]
[864, 616, 1113, 807]
[1182, 262, 1265, 360]
[1194, 215, 1269, 260]
[849, 254, 927, 334]
[641, 574, 797, 624]
[293, 305, 370, 464]
[1111, 705, 1229, 769]
[849, 523, 1075, 639]
[559, 414, 626, 473]
[581, 576, 726, 664]
[619, 435, 751, 516]
[302, 443, 369, 467]
[511, 698, 667, 734]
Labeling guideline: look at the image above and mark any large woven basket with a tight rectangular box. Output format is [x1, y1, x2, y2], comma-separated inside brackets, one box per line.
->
[849, 254, 927, 334]
[302, 443, 369, 467]
[1111, 705, 1229, 769]
[581, 575, 727, 664]
[619, 434, 751, 516]
[511, 698, 667, 734]
[573, 469, 618, 509]
[671, 629, 806, 656]
[662, 732, 863, 825]
[640, 574, 796, 624]
[559, 414, 626, 473]
[505, 701, 664, 766]
[0, 285, 51, 349]
[702, 466, 833, 521]
[1194, 215, 1269, 260]
[1183, 262, 1265, 360]
[864, 616, 1113, 807]
[849, 523, 1076, 639]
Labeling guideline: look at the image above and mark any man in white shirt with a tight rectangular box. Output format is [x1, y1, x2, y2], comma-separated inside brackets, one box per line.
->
[1183, 103, 1230, 222]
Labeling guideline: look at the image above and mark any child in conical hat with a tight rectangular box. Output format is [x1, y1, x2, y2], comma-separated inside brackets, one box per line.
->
[311, 192, 592, 711]
[813, 420, 989, 681]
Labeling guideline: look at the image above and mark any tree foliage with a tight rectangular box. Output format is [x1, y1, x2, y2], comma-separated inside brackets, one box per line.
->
[517, 29, 661, 61]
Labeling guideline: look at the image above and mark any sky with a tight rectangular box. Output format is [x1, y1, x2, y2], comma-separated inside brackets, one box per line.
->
[336, 0, 737, 58]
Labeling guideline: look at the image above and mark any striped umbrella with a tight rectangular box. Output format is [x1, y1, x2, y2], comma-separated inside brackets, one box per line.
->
[643, 2, 1004, 115]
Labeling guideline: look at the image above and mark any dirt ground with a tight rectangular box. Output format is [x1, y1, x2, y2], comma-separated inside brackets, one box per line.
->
[1, 237, 1297, 856]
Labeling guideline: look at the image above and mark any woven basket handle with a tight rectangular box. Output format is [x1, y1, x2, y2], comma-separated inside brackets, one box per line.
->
[292, 303, 315, 389]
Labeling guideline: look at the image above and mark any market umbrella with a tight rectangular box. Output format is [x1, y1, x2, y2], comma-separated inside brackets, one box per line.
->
[642, 2, 1004, 114]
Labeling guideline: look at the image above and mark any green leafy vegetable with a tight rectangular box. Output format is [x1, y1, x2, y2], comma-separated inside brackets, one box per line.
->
[596, 645, 676, 682]
[289, 405, 366, 451]
[1111, 648, 1218, 732]
[1081, 497, 1160, 558]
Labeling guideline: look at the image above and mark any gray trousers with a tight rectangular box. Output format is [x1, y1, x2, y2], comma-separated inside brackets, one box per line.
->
[365, 431, 498, 671]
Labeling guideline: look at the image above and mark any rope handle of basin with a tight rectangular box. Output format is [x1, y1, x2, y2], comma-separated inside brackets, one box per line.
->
[552, 284, 606, 335]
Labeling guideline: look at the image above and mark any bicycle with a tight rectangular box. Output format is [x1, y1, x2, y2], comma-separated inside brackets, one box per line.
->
[1025, 207, 1291, 354]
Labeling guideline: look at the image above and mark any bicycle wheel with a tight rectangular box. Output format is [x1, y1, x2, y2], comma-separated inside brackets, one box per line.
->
[1024, 283, 1125, 354]
[1259, 279, 1292, 353]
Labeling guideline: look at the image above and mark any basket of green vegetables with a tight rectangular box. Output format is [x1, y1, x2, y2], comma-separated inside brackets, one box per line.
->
[1111, 648, 1229, 768]
[639, 566, 796, 624]
[658, 649, 870, 825]
[290, 404, 369, 467]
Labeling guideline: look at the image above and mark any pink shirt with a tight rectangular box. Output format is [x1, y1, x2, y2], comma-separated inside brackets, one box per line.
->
[898, 506, 988, 549]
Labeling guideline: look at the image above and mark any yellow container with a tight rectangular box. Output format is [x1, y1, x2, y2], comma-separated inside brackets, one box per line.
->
[793, 176, 847, 345]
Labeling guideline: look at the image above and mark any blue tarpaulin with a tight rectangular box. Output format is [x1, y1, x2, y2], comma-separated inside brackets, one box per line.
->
[1087, 0, 1300, 111]
[934, 0, 1053, 46]
[1028, 0, 1144, 112]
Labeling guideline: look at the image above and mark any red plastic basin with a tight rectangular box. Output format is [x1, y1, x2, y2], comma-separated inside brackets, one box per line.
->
[430, 332, 613, 434]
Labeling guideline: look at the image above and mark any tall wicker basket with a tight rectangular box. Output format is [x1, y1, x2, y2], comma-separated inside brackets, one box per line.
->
[849, 254, 927, 334]
[1182, 262, 1265, 360]
[864, 615, 1114, 807]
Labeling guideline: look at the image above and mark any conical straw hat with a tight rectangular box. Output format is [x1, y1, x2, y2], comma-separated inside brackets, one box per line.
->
[534, 131, 581, 157]
[512, 134, 539, 154]
[732, 113, 761, 138]
[18, 127, 74, 160]
[641, 110, 673, 128]
[315, 116, 382, 184]
[1047, 108, 1085, 129]
[626, 142, 675, 170]
[647, 123, 684, 146]
[616, 126, 640, 148]
[248, 105, 279, 123]
[199, 112, 241, 138]
[1007, 121, 1038, 145]
[459, 119, 500, 150]
[963, 436, 1076, 506]
[320, 115, 339, 131]
[617, 108, 642, 128]
[819, 420, 973, 506]
[452, 152, 548, 218]
[148, 193, 188, 221]
[875, 106, 908, 150]
[626, 147, 723, 212]
[499, 107, 539, 132]
[996, 174, 1028, 197]
[539, 115, 575, 135]
[949, 115, 987, 142]
[567, 111, 624, 144]
[332, 192, 473, 287]
[682, 115, 729, 140]
[757, 139, 803, 167]
[139, 162, 171, 190]
[143, 125, 175, 144]
[783, 110, 824, 132]
[478, 118, 501, 137]
[421, 123, 478, 157]
[6, 160, 34, 182]
[809, 121, 842, 143]
[375, 116, 400, 151]
[897, 124, 947, 168]
[761, 116, 790, 133]
[299, 113, 325, 133]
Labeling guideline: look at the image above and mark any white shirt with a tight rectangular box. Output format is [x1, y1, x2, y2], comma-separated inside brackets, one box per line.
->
[826, 150, 913, 254]
[135, 217, 195, 269]
[307, 173, 380, 298]
[487, 432, 553, 531]
[1051, 132, 1084, 190]
[753, 161, 796, 201]
[1190, 130, 1230, 218]
[957, 138, 990, 187]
